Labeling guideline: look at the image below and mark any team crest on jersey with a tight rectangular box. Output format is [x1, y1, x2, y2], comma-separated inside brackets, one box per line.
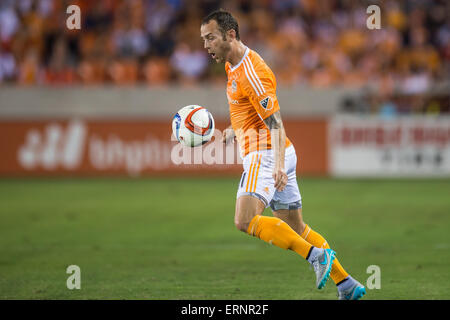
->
[231, 80, 237, 93]
[259, 97, 271, 110]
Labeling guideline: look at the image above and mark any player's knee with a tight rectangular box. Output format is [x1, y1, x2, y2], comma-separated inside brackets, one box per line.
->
[234, 220, 250, 233]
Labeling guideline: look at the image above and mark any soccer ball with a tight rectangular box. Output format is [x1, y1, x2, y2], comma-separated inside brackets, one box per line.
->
[172, 105, 215, 147]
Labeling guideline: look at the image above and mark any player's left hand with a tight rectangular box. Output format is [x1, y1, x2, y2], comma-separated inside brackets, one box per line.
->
[273, 168, 288, 192]
[222, 127, 236, 144]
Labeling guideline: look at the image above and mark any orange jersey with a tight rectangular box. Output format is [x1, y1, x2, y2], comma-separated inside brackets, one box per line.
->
[225, 47, 291, 157]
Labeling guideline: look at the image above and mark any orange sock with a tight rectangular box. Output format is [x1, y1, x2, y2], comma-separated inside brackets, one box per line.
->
[300, 224, 349, 284]
[247, 215, 313, 259]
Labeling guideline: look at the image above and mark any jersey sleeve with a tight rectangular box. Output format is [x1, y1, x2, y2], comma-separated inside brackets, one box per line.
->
[240, 59, 280, 120]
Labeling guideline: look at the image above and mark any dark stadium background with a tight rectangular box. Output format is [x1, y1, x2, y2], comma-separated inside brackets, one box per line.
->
[0, 0, 449, 300]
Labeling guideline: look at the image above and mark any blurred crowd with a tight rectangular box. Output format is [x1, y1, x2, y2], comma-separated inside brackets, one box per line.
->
[0, 0, 449, 97]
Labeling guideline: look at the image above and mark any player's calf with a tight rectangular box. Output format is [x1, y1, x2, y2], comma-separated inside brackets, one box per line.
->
[272, 207, 305, 235]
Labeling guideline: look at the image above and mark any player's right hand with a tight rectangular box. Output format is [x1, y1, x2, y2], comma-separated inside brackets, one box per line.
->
[222, 127, 235, 144]
[273, 168, 288, 192]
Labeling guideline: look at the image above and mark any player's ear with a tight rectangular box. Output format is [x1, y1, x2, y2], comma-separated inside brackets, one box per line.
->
[227, 29, 236, 41]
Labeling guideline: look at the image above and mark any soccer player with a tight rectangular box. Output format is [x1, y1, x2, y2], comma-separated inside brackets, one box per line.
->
[200, 10, 366, 300]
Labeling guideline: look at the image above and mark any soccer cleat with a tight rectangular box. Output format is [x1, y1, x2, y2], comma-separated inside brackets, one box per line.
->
[338, 280, 366, 300]
[311, 248, 336, 289]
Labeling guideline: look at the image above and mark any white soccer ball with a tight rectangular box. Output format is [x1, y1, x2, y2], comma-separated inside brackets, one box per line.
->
[172, 105, 215, 147]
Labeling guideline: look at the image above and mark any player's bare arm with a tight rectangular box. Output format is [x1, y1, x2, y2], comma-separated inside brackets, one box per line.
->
[263, 111, 287, 191]
[222, 125, 235, 144]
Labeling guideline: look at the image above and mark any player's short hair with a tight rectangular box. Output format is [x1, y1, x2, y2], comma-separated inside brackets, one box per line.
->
[202, 9, 240, 41]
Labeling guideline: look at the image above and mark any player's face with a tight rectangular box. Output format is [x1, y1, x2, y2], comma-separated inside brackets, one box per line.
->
[200, 20, 231, 63]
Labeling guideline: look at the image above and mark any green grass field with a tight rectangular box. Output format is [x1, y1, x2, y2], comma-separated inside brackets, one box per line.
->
[0, 177, 449, 300]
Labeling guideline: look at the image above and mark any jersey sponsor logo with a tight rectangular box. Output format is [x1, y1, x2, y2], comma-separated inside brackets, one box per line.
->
[226, 92, 239, 105]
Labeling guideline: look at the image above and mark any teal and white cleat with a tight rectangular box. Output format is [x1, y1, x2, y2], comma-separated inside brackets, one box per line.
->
[338, 279, 366, 300]
[311, 248, 336, 289]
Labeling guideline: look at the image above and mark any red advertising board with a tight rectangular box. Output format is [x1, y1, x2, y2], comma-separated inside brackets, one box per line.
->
[0, 119, 328, 176]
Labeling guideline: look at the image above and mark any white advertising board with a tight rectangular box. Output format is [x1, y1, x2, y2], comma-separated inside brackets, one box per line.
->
[329, 116, 450, 177]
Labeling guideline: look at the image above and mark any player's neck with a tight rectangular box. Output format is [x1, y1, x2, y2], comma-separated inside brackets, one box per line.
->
[227, 41, 247, 67]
